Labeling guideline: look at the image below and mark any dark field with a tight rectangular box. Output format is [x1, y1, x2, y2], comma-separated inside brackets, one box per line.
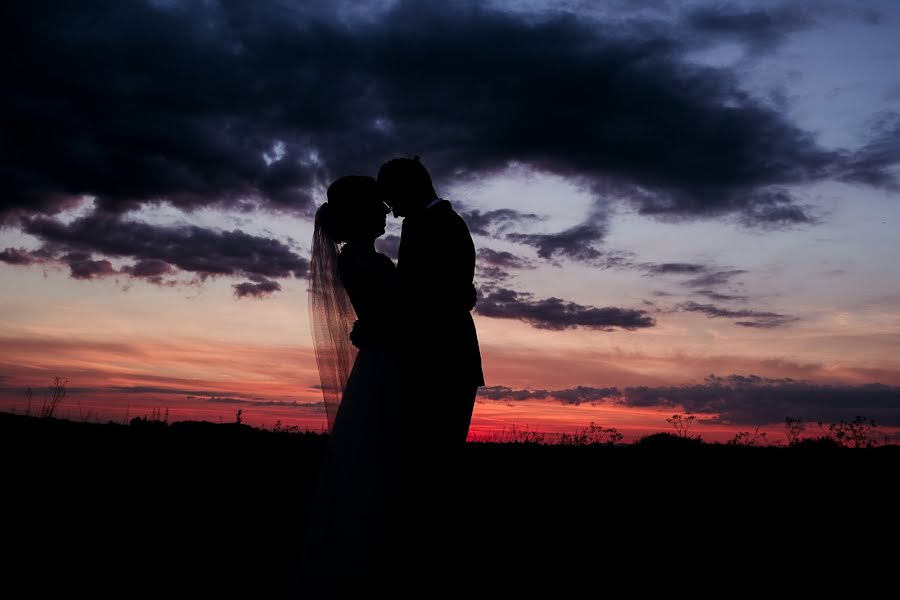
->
[4, 412, 897, 597]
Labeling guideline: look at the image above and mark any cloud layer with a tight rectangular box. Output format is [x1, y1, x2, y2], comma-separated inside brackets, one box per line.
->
[2, 0, 896, 302]
[2, 212, 308, 291]
[3, 0, 894, 227]
[679, 301, 797, 328]
[479, 374, 900, 426]
[476, 286, 656, 331]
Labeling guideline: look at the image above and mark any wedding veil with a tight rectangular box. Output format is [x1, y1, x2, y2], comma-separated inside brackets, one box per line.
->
[309, 203, 357, 432]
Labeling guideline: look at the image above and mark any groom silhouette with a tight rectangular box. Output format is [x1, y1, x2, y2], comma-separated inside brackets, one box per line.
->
[376, 156, 484, 587]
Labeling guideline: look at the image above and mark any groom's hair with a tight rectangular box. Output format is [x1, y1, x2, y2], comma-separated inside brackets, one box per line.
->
[377, 156, 437, 199]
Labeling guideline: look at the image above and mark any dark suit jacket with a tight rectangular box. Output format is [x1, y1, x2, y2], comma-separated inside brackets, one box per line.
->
[398, 199, 485, 388]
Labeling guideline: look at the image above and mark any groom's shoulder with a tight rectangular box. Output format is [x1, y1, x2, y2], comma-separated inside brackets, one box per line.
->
[433, 202, 473, 241]
[432, 199, 468, 229]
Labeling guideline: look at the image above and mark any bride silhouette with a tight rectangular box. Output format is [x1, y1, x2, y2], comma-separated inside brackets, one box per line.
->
[294, 175, 402, 598]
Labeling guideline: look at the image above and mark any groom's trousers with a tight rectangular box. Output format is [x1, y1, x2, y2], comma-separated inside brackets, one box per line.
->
[387, 378, 477, 590]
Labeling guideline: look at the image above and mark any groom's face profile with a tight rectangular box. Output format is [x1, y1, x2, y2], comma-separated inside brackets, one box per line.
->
[376, 178, 411, 218]
[383, 189, 412, 219]
[377, 158, 436, 219]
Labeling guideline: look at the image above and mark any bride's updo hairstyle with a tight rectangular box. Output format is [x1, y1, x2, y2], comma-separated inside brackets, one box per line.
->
[318, 175, 380, 243]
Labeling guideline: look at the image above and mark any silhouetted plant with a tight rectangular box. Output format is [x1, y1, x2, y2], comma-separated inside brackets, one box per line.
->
[127, 407, 170, 431]
[235, 409, 243, 425]
[466, 429, 502, 443]
[77, 399, 96, 423]
[727, 426, 768, 447]
[40, 377, 67, 418]
[792, 435, 842, 451]
[820, 416, 878, 448]
[558, 422, 623, 446]
[272, 420, 302, 434]
[147, 406, 169, 424]
[784, 417, 805, 446]
[506, 424, 546, 444]
[25, 386, 33, 417]
[666, 414, 696, 438]
[635, 432, 703, 448]
[465, 424, 547, 444]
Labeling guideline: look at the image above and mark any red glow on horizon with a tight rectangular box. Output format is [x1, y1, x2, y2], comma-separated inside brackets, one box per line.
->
[2, 332, 899, 445]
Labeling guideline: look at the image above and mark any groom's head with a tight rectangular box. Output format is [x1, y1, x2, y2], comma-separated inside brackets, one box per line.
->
[376, 156, 437, 218]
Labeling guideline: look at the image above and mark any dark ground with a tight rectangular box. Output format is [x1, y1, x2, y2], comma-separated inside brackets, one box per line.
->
[3, 411, 898, 598]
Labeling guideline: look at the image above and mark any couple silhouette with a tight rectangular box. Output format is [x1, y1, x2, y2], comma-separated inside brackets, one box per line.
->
[294, 157, 484, 598]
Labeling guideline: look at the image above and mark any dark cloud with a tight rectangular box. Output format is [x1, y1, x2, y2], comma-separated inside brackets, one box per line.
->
[476, 286, 656, 331]
[694, 289, 749, 302]
[684, 269, 748, 288]
[736, 189, 821, 228]
[22, 212, 308, 289]
[478, 385, 551, 401]
[459, 208, 541, 237]
[680, 301, 797, 328]
[204, 396, 250, 405]
[507, 223, 606, 262]
[475, 247, 535, 283]
[232, 276, 282, 299]
[374, 234, 401, 260]
[120, 259, 173, 279]
[475, 265, 510, 283]
[2, 244, 184, 286]
[837, 112, 900, 190]
[108, 385, 245, 396]
[644, 262, 708, 275]
[684, 3, 818, 53]
[642, 262, 750, 296]
[478, 247, 534, 270]
[734, 319, 792, 329]
[478, 384, 620, 405]
[0, 246, 56, 266]
[62, 252, 117, 280]
[206, 396, 321, 409]
[0, 247, 37, 265]
[624, 374, 900, 426]
[1, 1, 326, 222]
[480, 374, 900, 426]
[645, 281, 749, 304]
[3, 0, 893, 231]
[684, 2, 882, 54]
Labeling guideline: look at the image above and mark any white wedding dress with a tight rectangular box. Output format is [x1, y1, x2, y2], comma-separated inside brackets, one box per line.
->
[295, 242, 402, 598]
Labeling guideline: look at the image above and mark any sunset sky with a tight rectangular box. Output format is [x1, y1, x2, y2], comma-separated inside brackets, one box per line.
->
[2, 0, 899, 442]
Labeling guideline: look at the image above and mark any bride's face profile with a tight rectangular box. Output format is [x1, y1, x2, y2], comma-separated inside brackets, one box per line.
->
[354, 195, 390, 241]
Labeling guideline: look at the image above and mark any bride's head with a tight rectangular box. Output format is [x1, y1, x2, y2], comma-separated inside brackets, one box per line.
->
[317, 175, 390, 244]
